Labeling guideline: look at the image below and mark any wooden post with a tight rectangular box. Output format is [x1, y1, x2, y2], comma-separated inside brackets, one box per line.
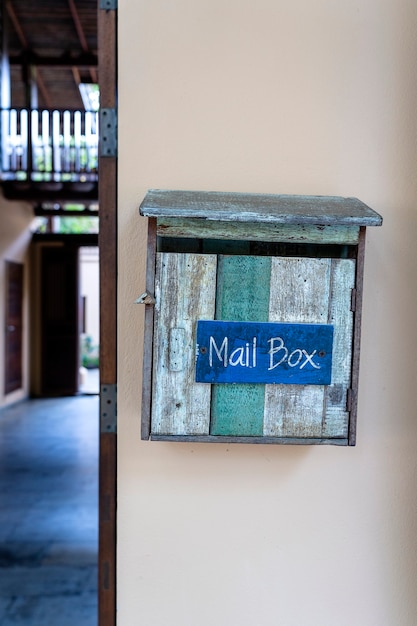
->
[98, 4, 117, 626]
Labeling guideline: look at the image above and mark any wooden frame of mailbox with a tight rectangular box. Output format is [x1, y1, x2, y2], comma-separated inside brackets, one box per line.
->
[139, 190, 382, 445]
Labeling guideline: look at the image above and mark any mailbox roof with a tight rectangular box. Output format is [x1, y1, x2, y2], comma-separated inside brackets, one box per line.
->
[139, 189, 382, 226]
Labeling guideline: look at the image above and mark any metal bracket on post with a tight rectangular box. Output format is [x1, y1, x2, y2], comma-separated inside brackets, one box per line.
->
[101, 383, 117, 433]
[100, 0, 117, 10]
[99, 108, 118, 157]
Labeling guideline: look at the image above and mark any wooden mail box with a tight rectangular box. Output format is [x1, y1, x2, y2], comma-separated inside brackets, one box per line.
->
[139, 190, 382, 445]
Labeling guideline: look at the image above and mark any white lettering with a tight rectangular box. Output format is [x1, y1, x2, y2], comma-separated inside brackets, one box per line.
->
[287, 348, 303, 368]
[206, 333, 321, 373]
[209, 336, 228, 367]
[268, 337, 288, 370]
[229, 346, 245, 366]
[267, 337, 321, 371]
[300, 349, 321, 370]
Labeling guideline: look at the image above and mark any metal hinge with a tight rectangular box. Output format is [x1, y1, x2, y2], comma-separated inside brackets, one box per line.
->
[99, 108, 118, 157]
[350, 288, 357, 312]
[100, 383, 117, 433]
[135, 291, 156, 305]
[100, 0, 117, 10]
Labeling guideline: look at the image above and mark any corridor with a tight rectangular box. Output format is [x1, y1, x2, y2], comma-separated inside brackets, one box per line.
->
[0, 395, 98, 625]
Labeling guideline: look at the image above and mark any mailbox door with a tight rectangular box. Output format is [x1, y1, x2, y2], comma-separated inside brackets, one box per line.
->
[151, 252, 355, 441]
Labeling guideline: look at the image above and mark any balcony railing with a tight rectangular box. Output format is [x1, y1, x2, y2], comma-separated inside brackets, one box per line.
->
[1, 108, 99, 182]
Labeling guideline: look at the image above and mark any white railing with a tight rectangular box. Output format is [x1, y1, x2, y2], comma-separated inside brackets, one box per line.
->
[1, 108, 99, 181]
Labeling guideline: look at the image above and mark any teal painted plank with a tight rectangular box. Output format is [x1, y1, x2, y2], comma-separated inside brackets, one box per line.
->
[210, 256, 271, 436]
[211, 384, 266, 436]
[215, 255, 271, 320]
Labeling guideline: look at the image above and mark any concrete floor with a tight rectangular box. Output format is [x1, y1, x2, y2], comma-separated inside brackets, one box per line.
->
[0, 395, 99, 625]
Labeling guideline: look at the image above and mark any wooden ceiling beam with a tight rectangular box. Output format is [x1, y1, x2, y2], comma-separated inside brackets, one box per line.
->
[67, 0, 97, 84]
[36, 70, 52, 109]
[6, 1, 53, 108]
[68, 0, 89, 51]
[10, 53, 98, 68]
[6, 1, 28, 48]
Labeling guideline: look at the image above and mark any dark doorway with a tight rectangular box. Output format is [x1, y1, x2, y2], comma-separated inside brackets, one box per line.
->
[40, 245, 79, 396]
[35, 235, 99, 397]
[4, 260, 24, 394]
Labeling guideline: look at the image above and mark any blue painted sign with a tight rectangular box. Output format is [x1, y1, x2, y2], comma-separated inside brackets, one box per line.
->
[195, 320, 333, 385]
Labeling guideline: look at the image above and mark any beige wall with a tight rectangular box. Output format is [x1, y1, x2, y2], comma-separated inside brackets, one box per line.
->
[0, 194, 33, 407]
[118, 1, 417, 624]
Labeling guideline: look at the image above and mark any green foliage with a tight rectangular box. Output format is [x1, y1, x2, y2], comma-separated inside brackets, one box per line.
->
[56, 216, 98, 234]
[81, 335, 99, 369]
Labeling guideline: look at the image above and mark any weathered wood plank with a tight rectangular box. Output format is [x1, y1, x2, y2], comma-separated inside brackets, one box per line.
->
[157, 217, 360, 244]
[150, 434, 348, 445]
[264, 257, 355, 439]
[267, 258, 332, 323]
[322, 259, 356, 437]
[348, 227, 367, 445]
[141, 218, 157, 440]
[151, 253, 216, 435]
[140, 189, 383, 226]
[264, 258, 331, 437]
[210, 256, 271, 436]
[264, 385, 325, 438]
